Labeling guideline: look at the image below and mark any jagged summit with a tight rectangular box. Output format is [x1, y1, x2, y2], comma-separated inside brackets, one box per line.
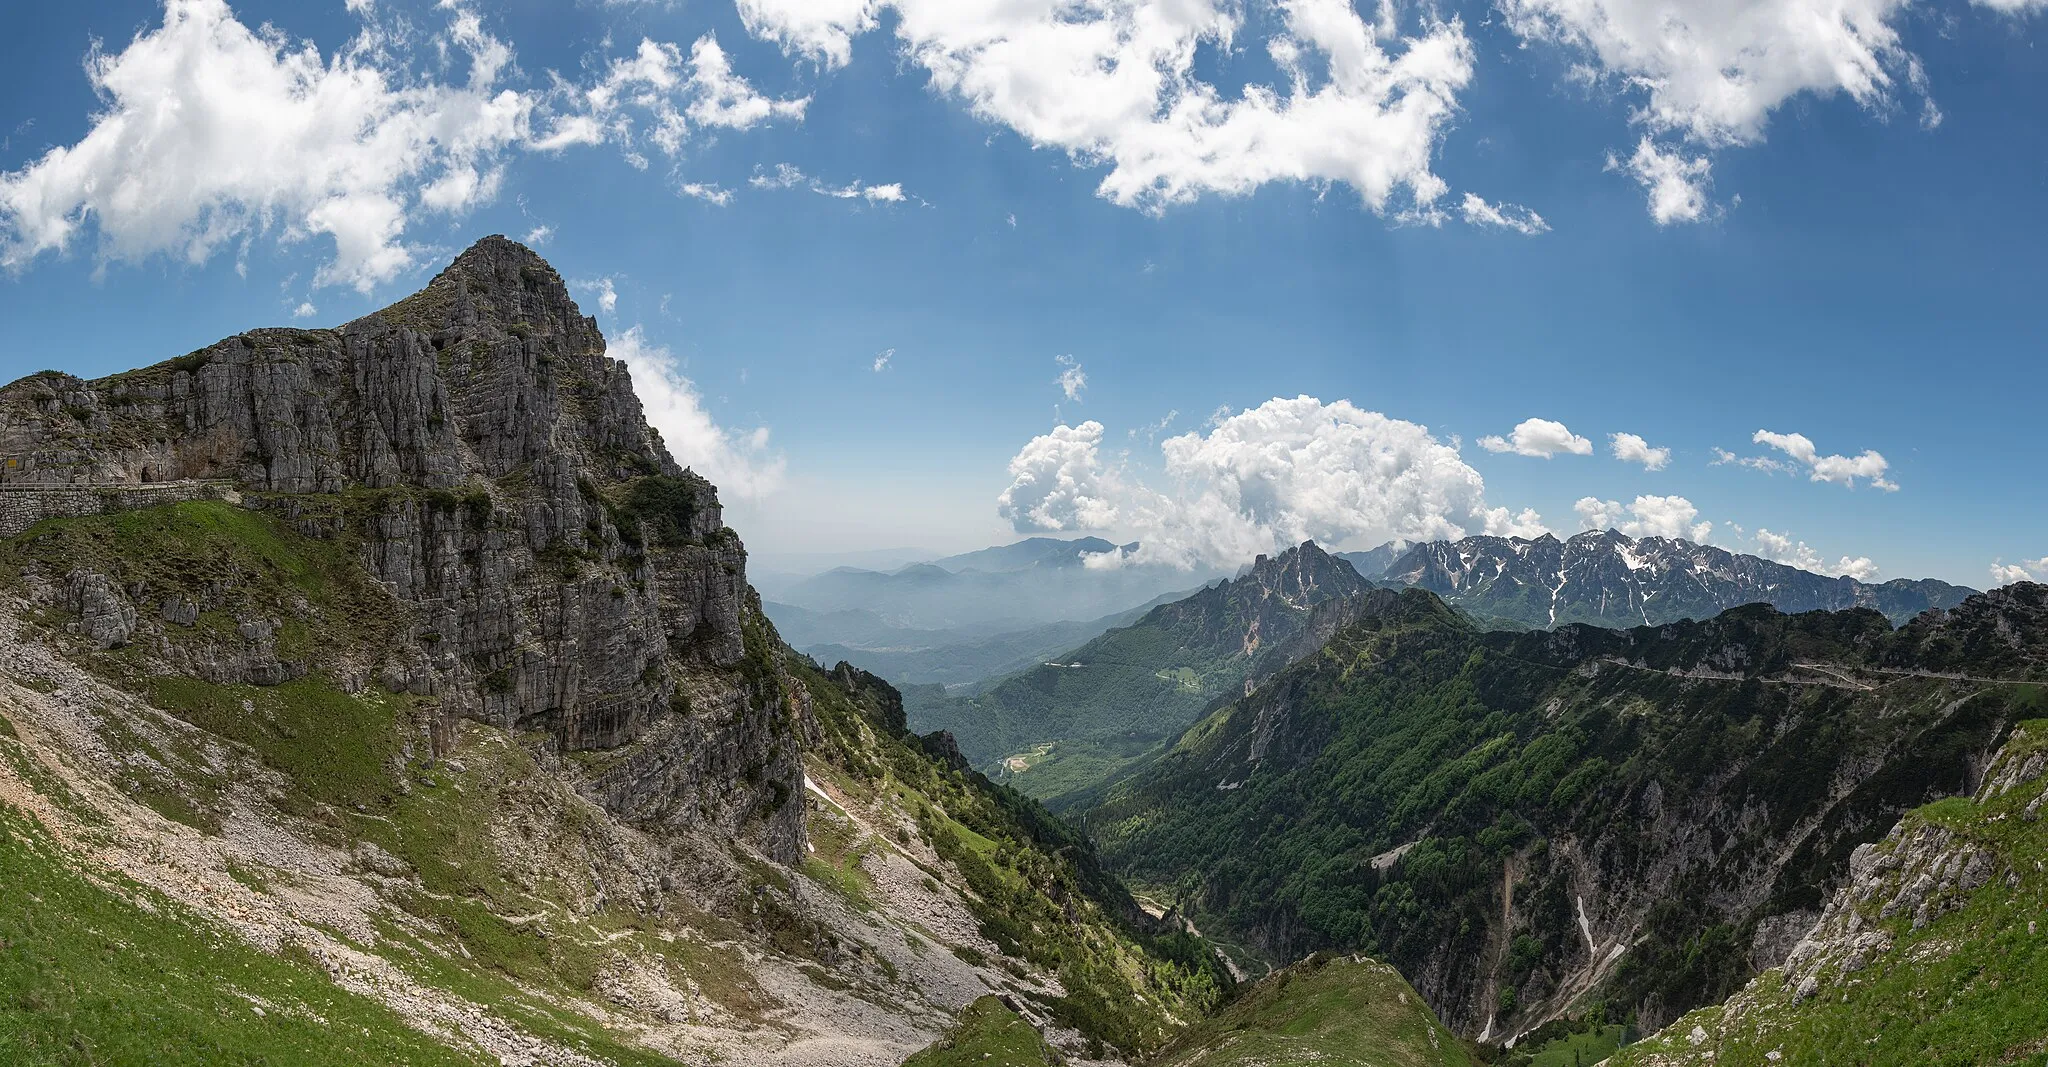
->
[1382, 528, 1973, 629]
[0, 235, 789, 856]
[0, 235, 676, 492]
[358, 234, 588, 337]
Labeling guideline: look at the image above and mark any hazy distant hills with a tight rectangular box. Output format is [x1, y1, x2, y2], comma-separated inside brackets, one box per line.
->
[758, 535, 1230, 689]
[771, 592, 1194, 689]
[758, 535, 1221, 632]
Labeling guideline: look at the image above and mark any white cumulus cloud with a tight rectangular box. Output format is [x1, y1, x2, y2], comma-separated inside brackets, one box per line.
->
[1991, 557, 2048, 586]
[0, 2, 801, 292]
[736, 0, 1480, 219]
[1610, 139, 1714, 225]
[1753, 528, 1879, 580]
[998, 396, 1547, 568]
[534, 33, 807, 160]
[1610, 432, 1671, 471]
[1574, 494, 1712, 542]
[1752, 429, 1899, 490]
[1479, 417, 1593, 458]
[610, 325, 785, 499]
[0, 0, 529, 292]
[1504, 0, 1932, 222]
[997, 420, 1122, 533]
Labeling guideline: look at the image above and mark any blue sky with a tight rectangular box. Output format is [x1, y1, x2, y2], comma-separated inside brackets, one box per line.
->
[0, 0, 2043, 586]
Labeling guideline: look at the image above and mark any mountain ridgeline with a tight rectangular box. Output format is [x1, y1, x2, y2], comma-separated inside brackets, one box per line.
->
[1381, 530, 1974, 630]
[910, 541, 1377, 804]
[2, 233, 2042, 1066]
[0, 237, 1228, 1064]
[1088, 581, 2048, 1042]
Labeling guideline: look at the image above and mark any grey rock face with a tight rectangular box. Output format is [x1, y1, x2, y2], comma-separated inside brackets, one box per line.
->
[64, 570, 136, 649]
[0, 236, 806, 863]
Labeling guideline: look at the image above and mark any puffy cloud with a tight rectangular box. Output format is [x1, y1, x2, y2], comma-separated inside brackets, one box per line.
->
[1610, 432, 1671, 471]
[997, 421, 1122, 533]
[997, 396, 1547, 568]
[1478, 417, 1593, 458]
[1991, 557, 2048, 586]
[0, 2, 800, 292]
[1460, 194, 1551, 235]
[0, 0, 529, 292]
[872, 348, 893, 372]
[1577, 497, 1880, 577]
[1752, 430, 1899, 490]
[610, 325, 785, 499]
[1054, 355, 1087, 402]
[737, 0, 1479, 219]
[1505, 0, 1930, 221]
[535, 32, 807, 159]
[522, 224, 554, 245]
[1609, 139, 1713, 225]
[291, 301, 319, 320]
[1753, 528, 1879, 580]
[682, 35, 808, 130]
[1574, 494, 1712, 542]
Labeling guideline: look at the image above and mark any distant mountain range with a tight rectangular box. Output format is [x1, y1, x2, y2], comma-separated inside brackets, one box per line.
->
[758, 535, 1231, 691]
[1377, 530, 1974, 629]
[755, 535, 1227, 634]
[769, 591, 1193, 689]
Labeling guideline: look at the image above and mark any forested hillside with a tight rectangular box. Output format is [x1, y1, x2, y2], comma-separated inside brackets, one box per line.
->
[1088, 584, 2048, 1039]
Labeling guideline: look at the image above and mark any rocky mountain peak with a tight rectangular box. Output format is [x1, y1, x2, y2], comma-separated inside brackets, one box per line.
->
[1384, 529, 1973, 629]
[0, 235, 803, 861]
[1241, 540, 1357, 599]
[358, 234, 590, 340]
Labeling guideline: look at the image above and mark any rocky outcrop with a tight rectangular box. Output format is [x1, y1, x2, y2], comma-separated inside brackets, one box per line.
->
[0, 236, 806, 863]
[1610, 722, 2048, 1065]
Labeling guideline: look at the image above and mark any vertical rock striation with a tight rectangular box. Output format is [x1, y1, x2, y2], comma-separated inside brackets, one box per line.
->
[0, 236, 805, 861]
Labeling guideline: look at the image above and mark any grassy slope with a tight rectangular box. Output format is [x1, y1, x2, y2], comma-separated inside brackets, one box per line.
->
[802, 660, 1232, 1057]
[3, 499, 1230, 1062]
[0, 803, 481, 1066]
[0, 502, 746, 1064]
[1609, 722, 2048, 1067]
[1149, 953, 1474, 1067]
[898, 996, 1058, 1067]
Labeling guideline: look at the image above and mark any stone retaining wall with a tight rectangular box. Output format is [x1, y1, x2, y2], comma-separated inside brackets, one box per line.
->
[0, 482, 234, 539]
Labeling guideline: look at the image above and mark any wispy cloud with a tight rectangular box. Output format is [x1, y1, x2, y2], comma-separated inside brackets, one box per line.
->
[1054, 355, 1086, 402]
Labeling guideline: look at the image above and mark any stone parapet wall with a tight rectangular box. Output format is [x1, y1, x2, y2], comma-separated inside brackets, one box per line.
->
[0, 481, 234, 539]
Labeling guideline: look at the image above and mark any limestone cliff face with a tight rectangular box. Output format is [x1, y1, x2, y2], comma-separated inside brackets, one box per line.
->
[0, 236, 805, 862]
[1609, 721, 2048, 1065]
